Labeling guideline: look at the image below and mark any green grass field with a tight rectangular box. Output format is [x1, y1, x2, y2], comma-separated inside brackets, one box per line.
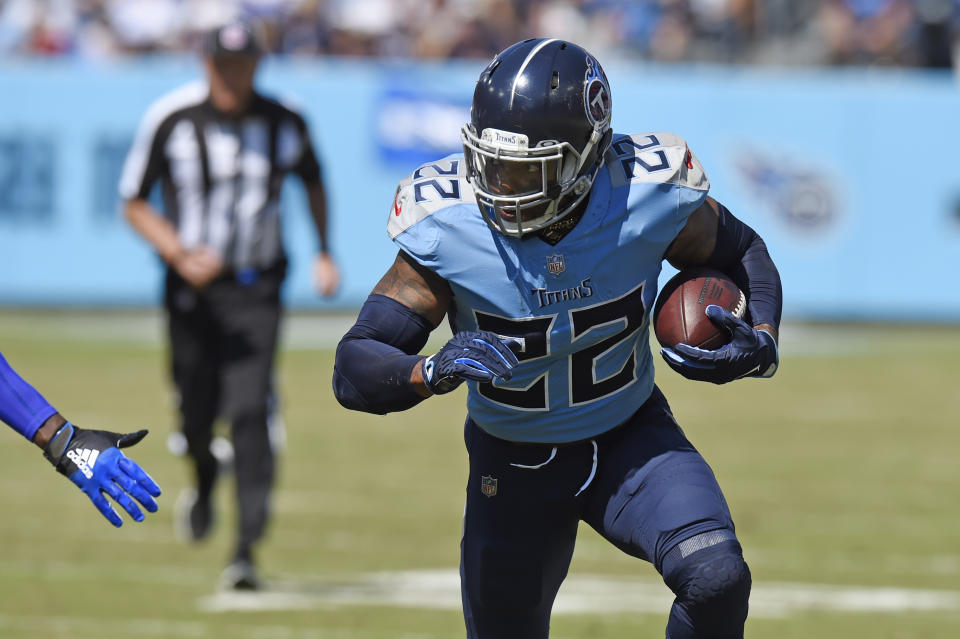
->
[1, 310, 958, 638]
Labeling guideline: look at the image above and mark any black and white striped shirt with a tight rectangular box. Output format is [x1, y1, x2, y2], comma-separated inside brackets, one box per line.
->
[119, 82, 322, 270]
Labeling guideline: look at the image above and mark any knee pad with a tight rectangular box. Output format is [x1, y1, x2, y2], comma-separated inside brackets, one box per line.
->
[663, 535, 751, 637]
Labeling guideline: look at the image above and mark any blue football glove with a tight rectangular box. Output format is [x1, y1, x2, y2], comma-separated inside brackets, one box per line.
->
[660, 304, 779, 384]
[43, 422, 162, 527]
[422, 330, 520, 395]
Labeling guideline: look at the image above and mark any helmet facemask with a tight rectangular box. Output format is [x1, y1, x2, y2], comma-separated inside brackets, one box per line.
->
[461, 123, 606, 238]
[461, 40, 613, 238]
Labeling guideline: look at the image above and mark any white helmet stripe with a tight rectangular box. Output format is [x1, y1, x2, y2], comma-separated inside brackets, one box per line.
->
[510, 38, 559, 109]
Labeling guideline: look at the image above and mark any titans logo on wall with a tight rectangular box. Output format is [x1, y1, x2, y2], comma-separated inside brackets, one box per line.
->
[735, 148, 838, 233]
[583, 56, 611, 126]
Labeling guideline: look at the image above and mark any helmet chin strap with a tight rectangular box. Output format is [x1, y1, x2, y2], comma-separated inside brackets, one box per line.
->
[573, 123, 608, 175]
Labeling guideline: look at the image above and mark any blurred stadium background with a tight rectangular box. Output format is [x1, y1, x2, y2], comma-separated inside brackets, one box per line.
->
[1, 1, 959, 638]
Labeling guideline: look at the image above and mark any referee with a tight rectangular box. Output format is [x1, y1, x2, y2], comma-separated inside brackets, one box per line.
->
[119, 21, 339, 590]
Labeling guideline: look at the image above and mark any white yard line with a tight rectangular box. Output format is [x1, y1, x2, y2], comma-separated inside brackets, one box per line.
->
[0, 613, 208, 637]
[0, 613, 435, 639]
[6, 558, 953, 618]
[1, 565, 955, 635]
[198, 569, 960, 618]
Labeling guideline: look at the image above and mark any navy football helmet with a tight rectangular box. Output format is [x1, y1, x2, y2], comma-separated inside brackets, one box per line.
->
[461, 39, 613, 237]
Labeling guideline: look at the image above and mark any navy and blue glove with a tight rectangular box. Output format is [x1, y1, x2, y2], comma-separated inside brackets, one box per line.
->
[661, 304, 779, 384]
[43, 422, 162, 527]
[422, 330, 520, 395]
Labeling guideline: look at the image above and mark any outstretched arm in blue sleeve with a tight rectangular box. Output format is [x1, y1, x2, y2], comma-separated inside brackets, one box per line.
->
[1, 351, 162, 526]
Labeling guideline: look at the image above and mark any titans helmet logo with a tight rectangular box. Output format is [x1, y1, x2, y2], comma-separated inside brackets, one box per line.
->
[584, 57, 611, 126]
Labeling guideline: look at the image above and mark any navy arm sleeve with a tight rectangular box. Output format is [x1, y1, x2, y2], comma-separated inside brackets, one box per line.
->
[703, 203, 782, 330]
[0, 351, 57, 441]
[332, 294, 434, 415]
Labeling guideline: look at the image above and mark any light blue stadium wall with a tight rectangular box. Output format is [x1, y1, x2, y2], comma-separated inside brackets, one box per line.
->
[2, 57, 959, 321]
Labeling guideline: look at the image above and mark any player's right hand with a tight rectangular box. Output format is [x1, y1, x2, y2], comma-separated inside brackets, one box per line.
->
[43, 423, 162, 527]
[421, 331, 519, 395]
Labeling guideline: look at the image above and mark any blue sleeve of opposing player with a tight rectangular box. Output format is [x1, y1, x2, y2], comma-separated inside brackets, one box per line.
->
[333, 294, 433, 415]
[0, 351, 58, 441]
[705, 202, 782, 329]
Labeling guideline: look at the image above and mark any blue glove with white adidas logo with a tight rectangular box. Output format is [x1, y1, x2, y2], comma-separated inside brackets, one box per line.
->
[43, 423, 162, 527]
[422, 330, 519, 395]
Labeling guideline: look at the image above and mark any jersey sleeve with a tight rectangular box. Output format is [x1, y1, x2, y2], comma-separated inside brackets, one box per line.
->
[607, 132, 710, 243]
[673, 135, 710, 217]
[386, 177, 440, 269]
[118, 101, 170, 201]
[607, 132, 709, 203]
[386, 155, 470, 269]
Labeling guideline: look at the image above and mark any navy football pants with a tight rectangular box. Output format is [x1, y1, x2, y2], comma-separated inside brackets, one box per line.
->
[460, 386, 749, 639]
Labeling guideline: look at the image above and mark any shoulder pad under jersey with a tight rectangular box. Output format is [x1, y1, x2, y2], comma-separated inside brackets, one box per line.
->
[387, 156, 472, 240]
[604, 132, 709, 193]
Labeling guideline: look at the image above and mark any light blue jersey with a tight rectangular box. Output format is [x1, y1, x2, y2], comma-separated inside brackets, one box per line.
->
[388, 133, 709, 443]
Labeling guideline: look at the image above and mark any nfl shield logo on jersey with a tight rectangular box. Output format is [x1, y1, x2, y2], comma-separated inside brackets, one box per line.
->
[546, 254, 566, 276]
[480, 475, 498, 498]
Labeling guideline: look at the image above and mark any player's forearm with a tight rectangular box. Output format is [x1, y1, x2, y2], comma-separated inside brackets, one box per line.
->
[124, 199, 186, 265]
[332, 294, 435, 414]
[305, 182, 330, 254]
[704, 202, 782, 332]
[0, 351, 59, 441]
[333, 339, 427, 413]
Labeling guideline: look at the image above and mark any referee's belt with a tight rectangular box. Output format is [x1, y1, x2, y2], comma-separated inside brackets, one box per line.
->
[219, 260, 286, 286]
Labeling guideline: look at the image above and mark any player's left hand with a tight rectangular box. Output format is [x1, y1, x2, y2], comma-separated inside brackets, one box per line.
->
[660, 304, 778, 384]
[43, 423, 162, 527]
[422, 331, 520, 395]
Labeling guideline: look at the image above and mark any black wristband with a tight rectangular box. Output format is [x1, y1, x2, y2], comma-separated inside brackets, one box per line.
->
[42, 422, 74, 467]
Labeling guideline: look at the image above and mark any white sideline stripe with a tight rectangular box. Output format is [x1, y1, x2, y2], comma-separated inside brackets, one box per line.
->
[197, 570, 960, 618]
[0, 613, 410, 639]
[0, 613, 208, 637]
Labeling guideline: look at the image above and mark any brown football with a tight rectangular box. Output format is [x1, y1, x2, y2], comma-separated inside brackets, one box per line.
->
[653, 269, 747, 349]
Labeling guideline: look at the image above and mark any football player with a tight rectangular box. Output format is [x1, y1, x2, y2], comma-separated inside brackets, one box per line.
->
[1, 351, 161, 527]
[333, 39, 781, 639]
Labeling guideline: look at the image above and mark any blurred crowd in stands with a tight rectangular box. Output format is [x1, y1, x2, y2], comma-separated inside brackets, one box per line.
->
[1, 0, 958, 68]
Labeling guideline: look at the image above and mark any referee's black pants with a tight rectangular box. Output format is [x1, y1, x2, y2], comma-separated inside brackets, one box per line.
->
[164, 263, 285, 562]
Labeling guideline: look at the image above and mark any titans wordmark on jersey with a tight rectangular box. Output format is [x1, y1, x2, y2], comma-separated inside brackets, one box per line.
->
[388, 133, 709, 444]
